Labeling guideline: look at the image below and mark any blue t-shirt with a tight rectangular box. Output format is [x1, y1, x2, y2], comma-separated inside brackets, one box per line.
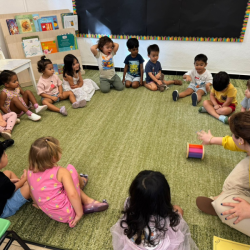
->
[145, 60, 162, 83]
[124, 54, 144, 77]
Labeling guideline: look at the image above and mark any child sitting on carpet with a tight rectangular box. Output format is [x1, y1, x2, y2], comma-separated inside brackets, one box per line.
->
[0, 70, 47, 121]
[111, 170, 198, 250]
[90, 36, 124, 93]
[198, 71, 237, 124]
[144, 44, 182, 92]
[0, 139, 30, 218]
[27, 136, 109, 228]
[0, 112, 19, 139]
[172, 54, 213, 106]
[241, 79, 250, 112]
[37, 56, 86, 116]
[122, 38, 144, 88]
[62, 54, 99, 103]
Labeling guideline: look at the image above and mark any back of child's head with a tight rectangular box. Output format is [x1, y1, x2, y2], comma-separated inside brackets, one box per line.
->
[29, 136, 62, 172]
[37, 56, 52, 73]
[0, 70, 16, 86]
[213, 71, 230, 91]
[246, 79, 250, 89]
[194, 54, 208, 64]
[147, 44, 159, 55]
[230, 111, 250, 145]
[0, 139, 14, 161]
[97, 36, 113, 51]
[126, 38, 139, 49]
[121, 170, 180, 246]
[63, 54, 80, 77]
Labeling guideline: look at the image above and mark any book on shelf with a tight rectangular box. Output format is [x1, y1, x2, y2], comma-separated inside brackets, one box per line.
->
[53, 64, 59, 75]
[32, 14, 40, 32]
[57, 34, 75, 52]
[58, 64, 64, 74]
[15, 14, 36, 34]
[42, 15, 59, 30]
[63, 15, 78, 30]
[60, 13, 73, 28]
[213, 236, 250, 250]
[37, 17, 55, 31]
[22, 36, 43, 57]
[6, 19, 19, 35]
[41, 41, 58, 54]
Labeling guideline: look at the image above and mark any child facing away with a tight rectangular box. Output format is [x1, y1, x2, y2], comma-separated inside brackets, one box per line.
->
[62, 54, 99, 103]
[111, 170, 198, 250]
[241, 79, 250, 112]
[172, 54, 213, 106]
[144, 44, 182, 92]
[198, 71, 237, 124]
[37, 56, 86, 116]
[0, 70, 47, 121]
[90, 36, 124, 93]
[122, 38, 144, 89]
[27, 137, 109, 228]
[0, 112, 19, 139]
[0, 139, 30, 218]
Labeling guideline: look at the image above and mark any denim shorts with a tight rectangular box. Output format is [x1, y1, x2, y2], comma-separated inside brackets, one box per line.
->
[0, 189, 29, 218]
[188, 83, 207, 94]
[41, 94, 60, 103]
[125, 74, 141, 82]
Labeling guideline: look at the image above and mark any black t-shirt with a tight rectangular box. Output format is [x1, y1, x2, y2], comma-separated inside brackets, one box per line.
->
[0, 172, 15, 215]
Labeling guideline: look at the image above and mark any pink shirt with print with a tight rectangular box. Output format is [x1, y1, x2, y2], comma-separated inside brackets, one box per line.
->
[37, 74, 62, 96]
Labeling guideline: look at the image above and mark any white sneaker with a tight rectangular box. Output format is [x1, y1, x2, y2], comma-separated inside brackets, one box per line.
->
[15, 118, 21, 124]
[28, 113, 41, 121]
[35, 105, 47, 114]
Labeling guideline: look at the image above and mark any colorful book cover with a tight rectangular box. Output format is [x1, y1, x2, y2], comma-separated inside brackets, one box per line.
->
[213, 236, 250, 250]
[6, 19, 19, 35]
[63, 15, 78, 30]
[32, 14, 40, 32]
[57, 34, 75, 52]
[60, 13, 73, 28]
[38, 17, 55, 31]
[53, 64, 59, 75]
[57, 64, 64, 74]
[41, 41, 58, 54]
[15, 14, 36, 34]
[42, 15, 59, 30]
[22, 37, 43, 57]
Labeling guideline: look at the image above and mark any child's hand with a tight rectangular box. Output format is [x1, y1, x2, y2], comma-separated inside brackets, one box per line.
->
[21, 169, 27, 181]
[197, 130, 214, 145]
[70, 214, 83, 227]
[186, 75, 192, 82]
[157, 80, 162, 85]
[52, 96, 59, 102]
[0, 119, 7, 127]
[214, 105, 221, 110]
[10, 178, 20, 183]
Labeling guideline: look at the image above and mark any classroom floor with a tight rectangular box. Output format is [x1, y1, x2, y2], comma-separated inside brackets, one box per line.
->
[2, 70, 250, 250]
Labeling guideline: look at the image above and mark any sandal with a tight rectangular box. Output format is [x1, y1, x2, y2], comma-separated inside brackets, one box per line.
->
[83, 199, 109, 214]
[196, 196, 217, 216]
[80, 173, 88, 189]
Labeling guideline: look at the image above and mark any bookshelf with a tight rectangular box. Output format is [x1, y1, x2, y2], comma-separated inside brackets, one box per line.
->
[0, 9, 82, 87]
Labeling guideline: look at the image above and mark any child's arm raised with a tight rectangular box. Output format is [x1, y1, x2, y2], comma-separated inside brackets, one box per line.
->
[90, 44, 98, 56]
[59, 168, 83, 226]
[113, 43, 119, 54]
[0, 92, 8, 114]
[122, 65, 128, 83]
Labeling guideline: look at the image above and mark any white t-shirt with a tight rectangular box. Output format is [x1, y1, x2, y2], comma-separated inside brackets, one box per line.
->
[95, 51, 116, 79]
[185, 68, 213, 88]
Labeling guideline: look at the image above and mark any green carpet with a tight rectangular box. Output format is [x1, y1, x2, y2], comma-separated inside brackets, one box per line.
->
[3, 70, 250, 249]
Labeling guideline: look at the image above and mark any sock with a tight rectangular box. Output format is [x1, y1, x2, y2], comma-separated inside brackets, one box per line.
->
[219, 115, 228, 124]
[60, 106, 67, 116]
[26, 110, 32, 116]
[34, 103, 39, 109]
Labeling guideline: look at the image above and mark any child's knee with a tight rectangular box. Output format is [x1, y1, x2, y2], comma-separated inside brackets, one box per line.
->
[132, 82, 139, 89]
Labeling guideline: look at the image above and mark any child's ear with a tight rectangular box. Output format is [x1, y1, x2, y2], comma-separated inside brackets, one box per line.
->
[148, 55, 150, 58]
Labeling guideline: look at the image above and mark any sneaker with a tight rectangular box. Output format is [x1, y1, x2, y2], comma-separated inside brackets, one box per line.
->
[198, 107, 207, 113]
[191, 92, 198, 106]
[15, 118, 20, 124]
[35, 105, 47, 114]
[72, 100, 87, 109]
[60, 106, 68, 116]
[172, 90, 179, 101]
[1, 131, 11, 140]
[27, 113, 41, 121]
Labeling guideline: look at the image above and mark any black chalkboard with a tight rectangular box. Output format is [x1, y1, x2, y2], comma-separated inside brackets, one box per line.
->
[76, 0, 248, 38]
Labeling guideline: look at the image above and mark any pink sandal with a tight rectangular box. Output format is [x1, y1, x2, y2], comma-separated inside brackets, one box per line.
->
[83, 200, 109, 214]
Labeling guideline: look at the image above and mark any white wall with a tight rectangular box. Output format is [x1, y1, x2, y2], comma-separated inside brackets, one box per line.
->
[1, 0, 250, 75]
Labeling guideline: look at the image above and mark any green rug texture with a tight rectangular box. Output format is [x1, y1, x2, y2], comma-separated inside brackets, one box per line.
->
[3, 70, 250, 250]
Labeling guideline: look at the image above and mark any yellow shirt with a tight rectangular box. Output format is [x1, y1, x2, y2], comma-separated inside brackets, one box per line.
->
[222, 136, 245, 152]
[211, 83, 237, 105]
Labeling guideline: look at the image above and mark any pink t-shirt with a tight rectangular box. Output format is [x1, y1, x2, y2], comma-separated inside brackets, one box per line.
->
[37, 74, 62, 96]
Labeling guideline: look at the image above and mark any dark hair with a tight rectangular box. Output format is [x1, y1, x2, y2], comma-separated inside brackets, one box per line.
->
[121, 170, 180, 247]
[97, 36, 113, 51]
[0, 70, 16, 86]
[246, 80, 250, 89]
[147, 44, 159, 55]
[63, 54, 80, 77]
[127, 38, 139, 49]
[194, 54, 208, 64]
[213, 71, 230, 91]
[0, 139, 14, 160]
[37, 56, 53, 73]
[230, 112, 250, 145]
